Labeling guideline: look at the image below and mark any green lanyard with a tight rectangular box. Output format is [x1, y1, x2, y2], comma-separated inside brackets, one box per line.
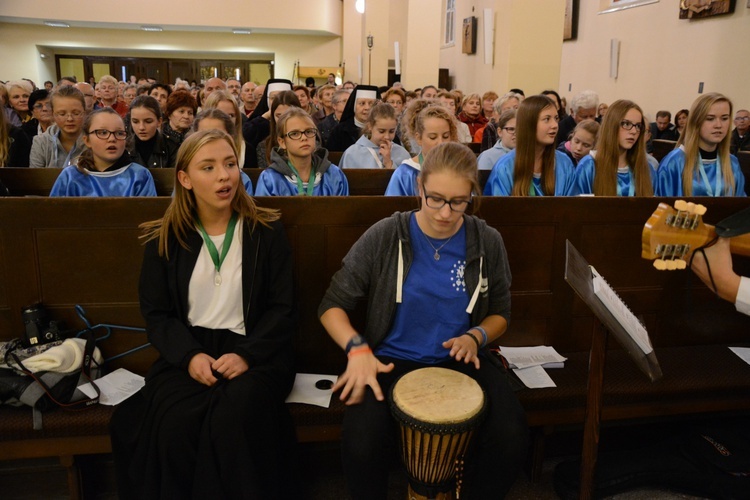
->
[195, 212, 238, 286]
[418, 153, 424, 166]
[286, 160, 317, 196]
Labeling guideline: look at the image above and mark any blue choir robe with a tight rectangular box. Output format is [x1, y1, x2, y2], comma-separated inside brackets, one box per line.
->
[484, 150, 576, 196]
[240, 171, 254, 196]
[477, 141, 512, 171]
[50, 163, 157, 197]
[254, 148, 349, 196]
[573, 153, 657, 196]
[339, 135, 411, 169]
[384, 159, 421, 196]
[656, 146, 746, 197]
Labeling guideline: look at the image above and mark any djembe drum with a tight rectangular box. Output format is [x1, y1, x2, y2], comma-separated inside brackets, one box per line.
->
[390, 367, 486, 500]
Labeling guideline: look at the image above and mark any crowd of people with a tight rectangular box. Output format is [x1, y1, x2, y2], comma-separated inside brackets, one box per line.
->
[2, 72, 749, 499]
[2, 74, 748, 200]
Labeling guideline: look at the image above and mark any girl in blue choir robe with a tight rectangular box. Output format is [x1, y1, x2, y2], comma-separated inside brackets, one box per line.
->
[574, 100, 655, 197]
[339, 102, 411, 169]
[484, 95, 576, 197]
[385, 102, 459, 196]
[656, 92, 746, 197]
[255, 107, 349, 196]
[50, 108, 156, 197]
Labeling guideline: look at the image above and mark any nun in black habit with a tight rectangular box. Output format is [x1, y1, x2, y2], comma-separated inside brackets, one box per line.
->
[242, 79, 294, 158]
[325, 85, 380, 152]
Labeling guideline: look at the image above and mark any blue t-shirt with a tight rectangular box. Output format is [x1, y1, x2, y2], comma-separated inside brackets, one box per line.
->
[375, 214, 470, 363]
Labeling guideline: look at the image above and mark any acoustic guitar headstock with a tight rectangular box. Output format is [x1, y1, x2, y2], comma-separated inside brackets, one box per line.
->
[642, 200, 714, 270]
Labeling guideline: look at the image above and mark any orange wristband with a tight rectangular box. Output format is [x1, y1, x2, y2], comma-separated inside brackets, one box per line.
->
[347, 347, 373, 358]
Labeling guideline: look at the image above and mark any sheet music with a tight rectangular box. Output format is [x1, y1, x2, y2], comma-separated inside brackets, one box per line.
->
[590, 266, 653, 354]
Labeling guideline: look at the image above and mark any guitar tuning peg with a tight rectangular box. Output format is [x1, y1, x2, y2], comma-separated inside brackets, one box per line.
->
[674, 200, 688, 211]
[653, 259, 667, 270]
[675, 260, 687, 270]
[694, 204, 707, 216]
[685, 202, 696, 214]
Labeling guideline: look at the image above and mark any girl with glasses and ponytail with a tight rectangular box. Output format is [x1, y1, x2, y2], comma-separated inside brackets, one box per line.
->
[320, 141, 527, 499]
[255, 107, 349, 196]
[50, 108, 156, 197]
[656, 92, 745, 197]
[573, 100, 654, 196]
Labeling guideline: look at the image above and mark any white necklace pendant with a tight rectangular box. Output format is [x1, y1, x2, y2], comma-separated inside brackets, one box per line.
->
[434, 251, 440, 261]
[214, 272, 222, 286]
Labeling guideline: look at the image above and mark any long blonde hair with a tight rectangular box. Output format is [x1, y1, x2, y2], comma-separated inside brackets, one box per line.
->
[512, 95, 557, 196]
[678, 92, 735, 196]
[139, 129, 279, 257]
[593, 100, 652, 196]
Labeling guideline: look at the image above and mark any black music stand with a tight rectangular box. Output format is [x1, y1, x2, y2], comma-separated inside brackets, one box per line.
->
[564, 240, 662, 500]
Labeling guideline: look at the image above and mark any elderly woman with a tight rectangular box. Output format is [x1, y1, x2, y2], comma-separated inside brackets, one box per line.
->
[4, 80, 33, 127]
[162, 89, 198, 147]
[22, 89, 54, 140]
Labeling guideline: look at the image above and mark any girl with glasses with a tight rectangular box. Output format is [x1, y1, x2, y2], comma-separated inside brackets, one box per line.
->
[111, 129, 297, 499]
[477, 109, 517, 170]
[385, 101, 459, 196]
[50, 108, 156, 197]
[126, 95, 179, 169]
[255, 107, 349, 196]
[574, 100, 653, 196]
[320, 142, 528, 499]
[485, 94, 576, 196]
[256, 90, 301, 170]
[339, 102, 410, 169]
[29, 86, 87, 169]
[656, 93, 745, 197]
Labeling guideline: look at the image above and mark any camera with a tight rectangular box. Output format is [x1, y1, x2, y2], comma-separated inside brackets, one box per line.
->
[22, 303, 63, 347]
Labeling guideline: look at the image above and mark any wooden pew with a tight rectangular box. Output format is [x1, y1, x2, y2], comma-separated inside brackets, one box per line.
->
[651, 139, 677, 162]
[0, 168, 492, 197]
[1, 197, 749, 498]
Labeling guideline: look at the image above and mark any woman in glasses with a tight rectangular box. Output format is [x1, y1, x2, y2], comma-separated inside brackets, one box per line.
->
[573, 100, 653, 196]
[484, 94, 576, 196]
[50, 108, 156, 197]
[656, 93, 745, 197]
[320, 142, 528, 499]
[29, 86, 87, 168]
[255, 107, 348, 196]
[21, 89, 54, 140]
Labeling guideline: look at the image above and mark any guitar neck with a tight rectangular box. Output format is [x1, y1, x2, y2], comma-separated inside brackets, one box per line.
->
[719, 226, 750, 258]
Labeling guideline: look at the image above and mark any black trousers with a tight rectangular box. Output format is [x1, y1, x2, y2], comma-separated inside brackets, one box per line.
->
[341, 356, 529, 500]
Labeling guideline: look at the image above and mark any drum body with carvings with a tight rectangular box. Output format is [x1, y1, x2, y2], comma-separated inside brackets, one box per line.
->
[389, 367, 486, 499]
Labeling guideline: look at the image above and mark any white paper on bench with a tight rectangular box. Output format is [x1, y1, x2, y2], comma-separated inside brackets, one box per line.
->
[78, 368, 145, 405]
[729, 347, 750, 366]
[285, 373, 338, 408]
[498, 345, 567, 369]
[512, 365, 557, 388]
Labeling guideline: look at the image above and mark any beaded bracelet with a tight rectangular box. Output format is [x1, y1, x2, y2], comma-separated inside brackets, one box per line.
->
[461, 331, 481, 350]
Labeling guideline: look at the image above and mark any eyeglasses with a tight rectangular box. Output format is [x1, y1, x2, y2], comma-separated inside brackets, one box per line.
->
[735, 116, 750, 121]
[423, 192, 472, 213]
[54, 111, 84, 119]
[284, 128, 317, 140]
[88, 129, 128, 140]
[620, 120, 643, 132]
[502, 127, 516, 134]
[33, 103, 51, 110]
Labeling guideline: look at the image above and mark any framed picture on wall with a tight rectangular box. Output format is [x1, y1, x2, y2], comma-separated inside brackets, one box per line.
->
[599, 0, 659, 14]
[564, 0, 579, 40]
[679, 0, 736, 19]
[462, 16, 477, 54]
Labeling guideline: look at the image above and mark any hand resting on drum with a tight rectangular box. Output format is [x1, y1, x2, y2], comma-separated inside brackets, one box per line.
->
[442, 332, 481, 369]
[332, 349, 395, 405]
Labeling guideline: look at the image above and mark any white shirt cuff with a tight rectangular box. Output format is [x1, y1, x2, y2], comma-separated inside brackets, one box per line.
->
[735, 276, 750, 317]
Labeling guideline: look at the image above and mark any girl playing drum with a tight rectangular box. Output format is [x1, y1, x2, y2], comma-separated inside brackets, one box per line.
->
[320, 142, 528, 499]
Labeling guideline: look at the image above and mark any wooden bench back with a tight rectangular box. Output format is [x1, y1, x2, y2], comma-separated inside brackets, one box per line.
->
[0, 197, 747, 377]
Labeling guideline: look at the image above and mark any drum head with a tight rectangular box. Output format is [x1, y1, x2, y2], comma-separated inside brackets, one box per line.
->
[391, 367, 484, 425]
